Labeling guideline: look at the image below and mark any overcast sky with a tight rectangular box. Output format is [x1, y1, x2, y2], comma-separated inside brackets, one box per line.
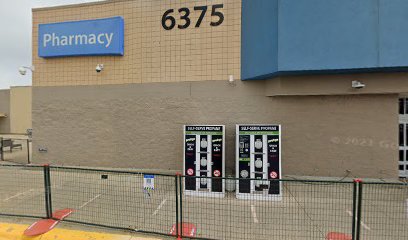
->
[0, 0, 103, 89]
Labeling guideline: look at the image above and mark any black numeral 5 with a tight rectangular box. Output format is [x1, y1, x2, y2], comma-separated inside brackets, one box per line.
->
[210, 4, 224, 27]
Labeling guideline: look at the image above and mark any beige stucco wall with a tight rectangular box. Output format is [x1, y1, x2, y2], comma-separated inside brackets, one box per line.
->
[10, 87, 32, 134]
[0, 89, 10, 133]
[266, 72, 408, 96]
[32, 0, 241, 87]
[32, 81, 399, 178]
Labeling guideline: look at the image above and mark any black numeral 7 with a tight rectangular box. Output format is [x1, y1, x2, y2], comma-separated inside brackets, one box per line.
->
[194, 6, 208, 28]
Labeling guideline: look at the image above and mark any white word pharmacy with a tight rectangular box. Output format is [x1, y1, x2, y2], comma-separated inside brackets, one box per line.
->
[43, 33, 114, 48]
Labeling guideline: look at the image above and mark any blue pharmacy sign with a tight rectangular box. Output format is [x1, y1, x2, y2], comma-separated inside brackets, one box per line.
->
[38, 17, 124, 58]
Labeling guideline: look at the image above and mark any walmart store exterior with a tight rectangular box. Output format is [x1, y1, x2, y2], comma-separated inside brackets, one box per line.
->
[32, 0, 408, 179]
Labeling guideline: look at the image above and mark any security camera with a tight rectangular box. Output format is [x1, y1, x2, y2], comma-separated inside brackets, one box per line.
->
[18, 65, 35, 76]
[352, 80, 365, 89]
[19, 67, 27, 75]
[96, 64, 104, 73]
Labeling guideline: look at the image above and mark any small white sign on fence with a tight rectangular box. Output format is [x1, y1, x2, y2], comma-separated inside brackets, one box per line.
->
[143, 174, 155, 190]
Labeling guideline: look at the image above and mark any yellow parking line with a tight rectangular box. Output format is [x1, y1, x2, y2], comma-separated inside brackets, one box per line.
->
[0, 222, 162, 240]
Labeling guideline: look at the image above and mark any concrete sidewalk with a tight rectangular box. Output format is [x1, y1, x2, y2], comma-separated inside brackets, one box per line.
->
[0, 222, 163, 240]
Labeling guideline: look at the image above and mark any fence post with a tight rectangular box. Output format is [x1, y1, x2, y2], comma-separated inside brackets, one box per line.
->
[0, 137, 3, 161]
[27, 139, 30, 164]
[352, 180, 357, 240]
[43, 164, 53, 219]
[179, 174, 183, 238]
[354, 179, 363, 240]
[175, 175, 179, 238]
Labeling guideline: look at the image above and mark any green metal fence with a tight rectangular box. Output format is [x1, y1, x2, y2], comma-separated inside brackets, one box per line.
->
[0, 164, 406, 240]
[359, 182, 408, 240]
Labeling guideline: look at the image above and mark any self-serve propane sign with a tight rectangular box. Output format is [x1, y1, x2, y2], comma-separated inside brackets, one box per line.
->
[38, 17, 124, 58]
[184, 125, 225, 197]
[236, 125, 282, 201]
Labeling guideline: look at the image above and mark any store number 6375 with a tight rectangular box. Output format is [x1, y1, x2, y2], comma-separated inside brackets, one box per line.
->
[162, 4, 224, 30]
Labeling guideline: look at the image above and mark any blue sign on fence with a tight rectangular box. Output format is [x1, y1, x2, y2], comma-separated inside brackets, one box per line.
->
[38, 17, 124, 58]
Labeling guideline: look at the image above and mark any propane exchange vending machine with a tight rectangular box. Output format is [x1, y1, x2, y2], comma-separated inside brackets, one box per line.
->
[184, 125, 225, 197]
[236, 125, 282, 201]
